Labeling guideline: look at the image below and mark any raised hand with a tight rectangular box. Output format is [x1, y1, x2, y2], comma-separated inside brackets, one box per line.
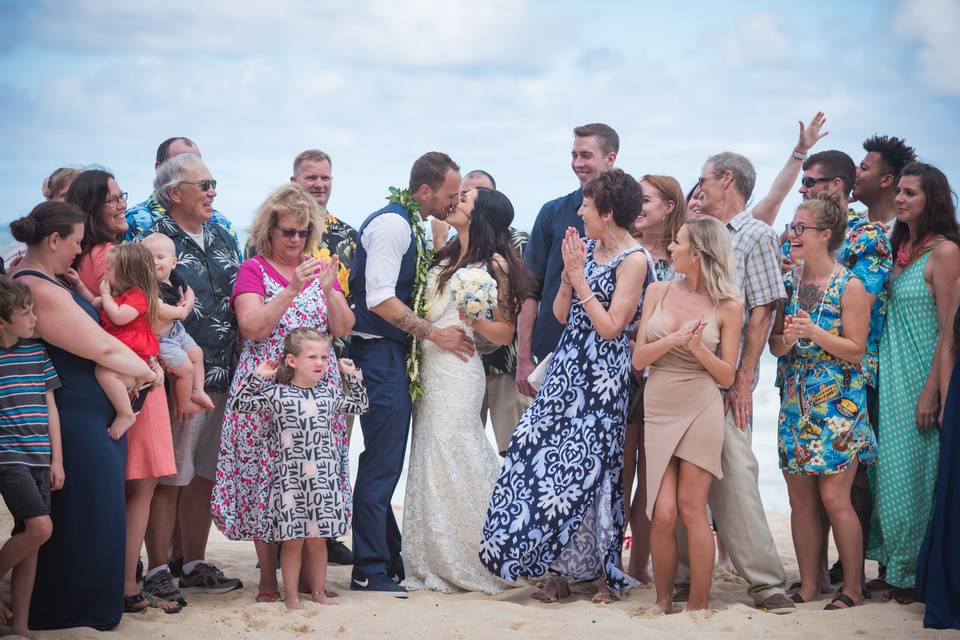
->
[255, 359, 280, 378]
[338, 357, 360, 378]
[99, 278, 112, 298]
[431, 218, 451, 251]
[797, 111, 829, 154]
[62, 268, 82, 288]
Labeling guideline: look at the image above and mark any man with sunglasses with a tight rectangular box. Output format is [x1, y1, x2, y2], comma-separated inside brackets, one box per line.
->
[126, 136, 241, 261]
[779, 150, 893, 591]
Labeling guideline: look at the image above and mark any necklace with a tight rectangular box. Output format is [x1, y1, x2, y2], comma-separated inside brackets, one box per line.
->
[787, 263, 837, 348]
[895, 235, 931, 268]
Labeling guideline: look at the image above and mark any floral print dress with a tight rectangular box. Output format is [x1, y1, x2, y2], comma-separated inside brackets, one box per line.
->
[480, 242, 653, 593]
[212, 256, 350, 541]
[777, 266, 879, 475]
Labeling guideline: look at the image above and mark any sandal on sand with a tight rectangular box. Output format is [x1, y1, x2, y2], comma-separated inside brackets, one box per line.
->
[297, 588, 339, 598]
[256, 591, 281, 603]
[889, 587, 919, 605]
[824, 593, 857, 610]
[124, 591, 182, 614]
[531, 578, 570, 603]
[592, 588, 620, 604]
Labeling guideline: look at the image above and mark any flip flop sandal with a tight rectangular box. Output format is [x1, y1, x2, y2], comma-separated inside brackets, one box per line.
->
[824, 593, 857, 610]
[789, 592, 806, 604]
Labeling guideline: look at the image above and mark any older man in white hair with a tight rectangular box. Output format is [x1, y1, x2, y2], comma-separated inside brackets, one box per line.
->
[134, 153, 244, 607]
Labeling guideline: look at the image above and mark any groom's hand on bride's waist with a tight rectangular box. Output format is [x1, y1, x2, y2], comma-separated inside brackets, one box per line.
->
[428, 325, 476, 361]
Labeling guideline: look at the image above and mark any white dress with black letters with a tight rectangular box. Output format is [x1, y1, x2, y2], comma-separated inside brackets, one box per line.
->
[229, 372, 368, 542]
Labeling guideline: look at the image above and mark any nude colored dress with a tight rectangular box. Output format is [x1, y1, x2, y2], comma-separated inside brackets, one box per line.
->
[643, 284, 724, 519]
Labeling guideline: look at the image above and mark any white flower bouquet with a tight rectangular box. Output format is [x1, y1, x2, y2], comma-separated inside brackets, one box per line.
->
[450, 267, 498, 320]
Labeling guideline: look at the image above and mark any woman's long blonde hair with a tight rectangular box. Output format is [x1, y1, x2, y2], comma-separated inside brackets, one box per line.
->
[246, 184, 322, 259]
[684, 216, 740, 303]
[106, 243, 160, 331]
[275, 327, 331, 385]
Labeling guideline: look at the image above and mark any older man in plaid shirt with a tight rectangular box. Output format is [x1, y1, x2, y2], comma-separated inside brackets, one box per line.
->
[678, 151, 792, 613]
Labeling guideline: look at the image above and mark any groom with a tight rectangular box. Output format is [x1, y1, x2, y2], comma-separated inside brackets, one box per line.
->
[348, 151, 475, 596]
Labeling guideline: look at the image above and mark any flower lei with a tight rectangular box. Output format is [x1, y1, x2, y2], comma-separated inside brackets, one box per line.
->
[386, 187, 431, 400]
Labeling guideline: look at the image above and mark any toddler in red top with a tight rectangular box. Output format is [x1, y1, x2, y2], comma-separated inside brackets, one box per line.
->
[74, 244, 161, 440]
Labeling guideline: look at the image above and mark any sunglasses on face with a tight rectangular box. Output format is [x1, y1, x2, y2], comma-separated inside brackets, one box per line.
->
[182, 179, 218, 191]
[800, 176, 836, 189]
[275, 225, 312, 239]
[785, 222, 828, 236]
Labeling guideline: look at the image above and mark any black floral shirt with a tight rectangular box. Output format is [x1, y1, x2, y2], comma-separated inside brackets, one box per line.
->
[483, 227, 529, 376]
[134, 216, 241, 393]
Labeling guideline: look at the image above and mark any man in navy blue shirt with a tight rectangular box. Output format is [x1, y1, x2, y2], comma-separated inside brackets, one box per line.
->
[515, 123, 619, 396]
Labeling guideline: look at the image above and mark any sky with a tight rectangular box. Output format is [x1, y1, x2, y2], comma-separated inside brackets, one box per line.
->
[1, 0, 959, 242]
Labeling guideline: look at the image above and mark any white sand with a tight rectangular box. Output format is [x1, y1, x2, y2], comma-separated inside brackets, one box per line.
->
[5, 507, 959, 640]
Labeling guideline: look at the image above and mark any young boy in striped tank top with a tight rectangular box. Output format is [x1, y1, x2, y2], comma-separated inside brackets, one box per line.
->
[0, 275, 62, 638]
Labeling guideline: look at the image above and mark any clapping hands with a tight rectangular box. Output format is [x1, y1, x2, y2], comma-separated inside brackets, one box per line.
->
[783, 309, 819, 344]
[669, 317, 707, 351]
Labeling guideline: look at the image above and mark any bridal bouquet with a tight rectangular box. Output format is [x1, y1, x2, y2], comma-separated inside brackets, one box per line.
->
[450, 268, 498, 320]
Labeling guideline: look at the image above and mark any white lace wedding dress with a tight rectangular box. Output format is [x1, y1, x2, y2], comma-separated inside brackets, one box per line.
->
[401, 265, 514, 594]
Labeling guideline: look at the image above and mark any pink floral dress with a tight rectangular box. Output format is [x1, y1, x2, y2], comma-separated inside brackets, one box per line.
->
[212, 255, 350, 541]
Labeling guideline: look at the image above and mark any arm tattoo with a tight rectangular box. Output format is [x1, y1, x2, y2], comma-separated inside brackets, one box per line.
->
[390, 307, 433, 339]
[797, 283, 824, 312]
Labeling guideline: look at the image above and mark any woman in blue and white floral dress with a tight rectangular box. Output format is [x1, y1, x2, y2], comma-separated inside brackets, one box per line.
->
[480, 169, 654, 603]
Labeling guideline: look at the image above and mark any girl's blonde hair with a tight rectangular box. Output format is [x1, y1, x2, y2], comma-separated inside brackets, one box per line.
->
[276, 327, 331, 385]
[684, 216, 741, 303]
[796, 191, 848, 254]
[246, 184, 322, 259]
[106, 243, 160, 331]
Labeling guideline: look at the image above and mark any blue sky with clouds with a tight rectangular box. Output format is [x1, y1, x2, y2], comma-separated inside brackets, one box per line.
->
[1, 0, 958, 239]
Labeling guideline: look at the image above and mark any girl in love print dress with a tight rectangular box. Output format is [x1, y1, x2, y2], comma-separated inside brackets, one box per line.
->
[229, 330, 369, 544]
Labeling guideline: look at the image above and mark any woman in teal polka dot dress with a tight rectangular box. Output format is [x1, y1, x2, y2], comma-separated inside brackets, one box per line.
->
[867, 162, 960, 604]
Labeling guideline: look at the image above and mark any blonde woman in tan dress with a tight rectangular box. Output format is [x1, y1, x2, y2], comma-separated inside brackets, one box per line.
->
[632, 216, 742, 613]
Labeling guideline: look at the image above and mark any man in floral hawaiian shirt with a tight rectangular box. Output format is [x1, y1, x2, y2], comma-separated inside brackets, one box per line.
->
[126, 136, 242, 261]
[133, 153, 244, 604]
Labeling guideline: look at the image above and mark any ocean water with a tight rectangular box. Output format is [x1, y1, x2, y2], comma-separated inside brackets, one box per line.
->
[348, 353, 790, 514]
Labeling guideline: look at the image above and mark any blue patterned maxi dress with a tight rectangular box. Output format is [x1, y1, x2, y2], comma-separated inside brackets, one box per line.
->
[480, 242, 653, 592]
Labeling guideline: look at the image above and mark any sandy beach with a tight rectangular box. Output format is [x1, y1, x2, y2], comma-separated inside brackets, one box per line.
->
[3, 505, 957, 640]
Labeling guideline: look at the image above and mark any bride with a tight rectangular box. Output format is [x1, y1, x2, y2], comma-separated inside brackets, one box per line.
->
[401, 187, 531, 593]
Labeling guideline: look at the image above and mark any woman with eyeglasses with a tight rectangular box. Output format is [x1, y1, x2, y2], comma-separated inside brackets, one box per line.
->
[770, 191, 876, 610]
[212, 183, 354, 603]
[64, 170, 181, 614]
[869, 162, 960, 605]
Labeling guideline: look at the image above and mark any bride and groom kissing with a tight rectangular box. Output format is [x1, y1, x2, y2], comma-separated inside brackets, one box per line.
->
[347, 152, 530, 596]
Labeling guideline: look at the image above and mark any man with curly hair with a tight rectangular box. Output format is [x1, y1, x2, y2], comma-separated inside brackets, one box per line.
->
[852, 135, 917, 235]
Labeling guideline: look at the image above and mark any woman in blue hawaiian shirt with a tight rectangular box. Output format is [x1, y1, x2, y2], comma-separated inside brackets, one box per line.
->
[770, 192, 876, 610]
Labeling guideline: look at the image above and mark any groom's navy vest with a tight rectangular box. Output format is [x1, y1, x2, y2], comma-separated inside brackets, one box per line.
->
[348, 202, 418, 345]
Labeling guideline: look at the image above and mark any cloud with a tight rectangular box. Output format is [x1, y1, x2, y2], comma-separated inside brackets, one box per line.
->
[719, 11, 793, 67]
[5, 0, 558, 74]
[894, 0, 960, 97]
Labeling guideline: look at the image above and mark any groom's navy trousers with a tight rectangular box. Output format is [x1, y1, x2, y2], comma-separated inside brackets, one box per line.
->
[349, 336, 411, 579]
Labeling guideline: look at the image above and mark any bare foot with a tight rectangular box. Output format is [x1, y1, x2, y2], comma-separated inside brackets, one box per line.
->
[107, 412, 136, 440]
[642, 601, 682, 616]
[311, 591, 339, 606]
[285, 596, 303, 610]
[191, 389, 215, 410]
[592, 583, 620, 604]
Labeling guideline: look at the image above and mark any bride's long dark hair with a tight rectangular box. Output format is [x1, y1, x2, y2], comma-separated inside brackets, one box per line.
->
[432, 188, 532, 320]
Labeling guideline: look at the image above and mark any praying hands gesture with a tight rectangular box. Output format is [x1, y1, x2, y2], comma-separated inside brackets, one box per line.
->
[561, 227, 586, 286]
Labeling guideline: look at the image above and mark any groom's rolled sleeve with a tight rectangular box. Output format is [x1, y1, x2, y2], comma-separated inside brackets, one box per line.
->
[362, 213, 413, 308]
